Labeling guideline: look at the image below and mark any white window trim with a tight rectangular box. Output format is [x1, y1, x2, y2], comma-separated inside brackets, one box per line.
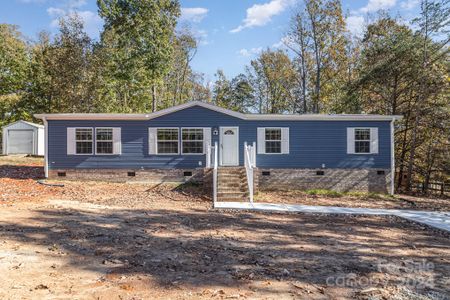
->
[181, 127, 205, 155]
[74, 127, 94, 155]
[353, 127, 372, 155]
[262, 127, 284, 155]
[95, 127, 115, 155]
[156, 127, 180, 155]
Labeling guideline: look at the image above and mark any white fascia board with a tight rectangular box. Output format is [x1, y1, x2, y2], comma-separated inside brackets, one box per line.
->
[34, 101, 403, 122]
[3, 120, 44, 129]
[34, 113, 150, 121]
[33, 101, 245, 121]
[245, 114, 403, 121]
[20, 120, 44, 128]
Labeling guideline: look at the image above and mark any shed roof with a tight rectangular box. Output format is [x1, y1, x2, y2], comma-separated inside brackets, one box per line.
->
[3, 120, 44, 129]
[34, 101, 402, 121]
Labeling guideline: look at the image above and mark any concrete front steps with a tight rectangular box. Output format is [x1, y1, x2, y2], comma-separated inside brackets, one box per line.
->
[217, 167, 248, 201]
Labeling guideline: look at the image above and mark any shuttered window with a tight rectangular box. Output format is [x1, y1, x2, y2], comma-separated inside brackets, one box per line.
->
[149, 127, 211, 155]
[347, 127, 379, 154]
[67, 127, 121, 155]
[257, 127, 289, 154]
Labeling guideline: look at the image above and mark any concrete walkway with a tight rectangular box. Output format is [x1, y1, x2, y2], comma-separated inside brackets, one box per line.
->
[214, 202, 450, 233]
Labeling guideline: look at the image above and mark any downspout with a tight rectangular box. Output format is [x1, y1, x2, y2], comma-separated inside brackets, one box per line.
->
[43, 117, 48, 178]
[390, 119, 395, 195]
[2, 126, 7, 155]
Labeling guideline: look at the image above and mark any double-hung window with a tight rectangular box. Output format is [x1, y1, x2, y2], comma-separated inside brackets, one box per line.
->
[265, 128, 282, 154]
[96, 128, 113, 154]
[68, 127, 120, 155]
[157, 128, 179, 154]
[347, 127, 378, 154]
[354, 128, 370, 154]
[257, 127, 289, 154]
[182, 128, 204, 154]
[75, 128, 93, 155]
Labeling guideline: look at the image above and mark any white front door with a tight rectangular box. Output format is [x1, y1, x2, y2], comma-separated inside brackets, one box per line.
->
[220, 127, 239, 166]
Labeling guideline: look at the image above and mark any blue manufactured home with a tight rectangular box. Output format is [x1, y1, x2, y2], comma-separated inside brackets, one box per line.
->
[35, 101, 401, 199]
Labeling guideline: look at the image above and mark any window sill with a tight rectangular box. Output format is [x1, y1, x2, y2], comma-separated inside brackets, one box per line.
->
[259, 153, 288, 155]
[349, 153, 378, 155]
[181, 153, 205, 155]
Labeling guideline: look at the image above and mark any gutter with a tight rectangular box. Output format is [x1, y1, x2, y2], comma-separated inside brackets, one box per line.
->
[43, 117, 48, 178]
[34, 113, 403, 122]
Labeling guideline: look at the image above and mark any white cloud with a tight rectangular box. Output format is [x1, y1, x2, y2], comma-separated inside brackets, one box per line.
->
[272, 40, 284, 49]
[47, 7, 65, 18]
[180, 7, 208, 23]
[272, 36, 289, 49]
[67, 0, 87, 9]
[77, 11, 103, 37]
[360, 0, 397, 13]
[238, 47, 263, 57]
[400, 0, 419, 10]
[195, 29, 210, 46]
[231, 0, 295, 33]
[346, 15, 365, 36]
[47, 5, 103, 39]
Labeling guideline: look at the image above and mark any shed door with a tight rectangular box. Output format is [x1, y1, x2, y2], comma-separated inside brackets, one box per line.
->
[8, 130, 33, 154]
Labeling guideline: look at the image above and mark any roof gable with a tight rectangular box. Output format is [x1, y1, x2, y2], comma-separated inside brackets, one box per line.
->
[147, 101, 246, 120]
[3, 120, 44, 129]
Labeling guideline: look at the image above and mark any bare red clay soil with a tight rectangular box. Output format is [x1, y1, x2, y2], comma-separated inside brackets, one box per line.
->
[0, 156, 449, 299]
[256, 190, 450, 211]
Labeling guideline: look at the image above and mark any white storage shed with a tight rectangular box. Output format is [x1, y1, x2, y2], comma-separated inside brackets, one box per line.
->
[2, 120, 44, 156]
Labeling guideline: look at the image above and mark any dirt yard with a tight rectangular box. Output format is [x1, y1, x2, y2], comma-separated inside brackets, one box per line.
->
[1, 156, 449, 299]
[256, 190, 450, 211]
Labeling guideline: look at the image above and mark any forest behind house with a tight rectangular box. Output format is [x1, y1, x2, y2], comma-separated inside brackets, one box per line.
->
[0, 0, 448, 194]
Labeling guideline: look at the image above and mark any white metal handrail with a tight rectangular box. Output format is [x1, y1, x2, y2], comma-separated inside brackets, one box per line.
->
[244, 142, 256, 203]
[206, 142, 211, 168]
[213, 141, 218, 204]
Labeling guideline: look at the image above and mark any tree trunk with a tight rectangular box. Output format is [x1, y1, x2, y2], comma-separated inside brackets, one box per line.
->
[406, 114, 419, 191]
[152, 85, 157, 112]
[396, 126, 409, 190]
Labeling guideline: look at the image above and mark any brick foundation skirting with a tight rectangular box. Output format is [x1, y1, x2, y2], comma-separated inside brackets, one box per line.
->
[48, 168, 209, 184]
[256, 168, 391, 193]
[49, 167, 391, 194]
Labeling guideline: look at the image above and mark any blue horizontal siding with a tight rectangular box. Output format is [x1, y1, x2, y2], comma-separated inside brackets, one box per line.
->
[47, 106, 391, 170]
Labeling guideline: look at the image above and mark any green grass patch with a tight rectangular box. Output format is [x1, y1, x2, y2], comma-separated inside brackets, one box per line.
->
[305, 189, 389, 199]
[346, 191, 387, 199]
[305, 189, 343, 197]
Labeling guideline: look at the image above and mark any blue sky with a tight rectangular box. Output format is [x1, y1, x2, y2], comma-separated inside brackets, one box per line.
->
[1, 0, 421, 81]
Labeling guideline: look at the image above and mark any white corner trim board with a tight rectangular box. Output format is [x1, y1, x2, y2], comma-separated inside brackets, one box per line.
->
[43, 118, 48, 178]
[34, 101, 403, 122]
[390, 120, 395, 195]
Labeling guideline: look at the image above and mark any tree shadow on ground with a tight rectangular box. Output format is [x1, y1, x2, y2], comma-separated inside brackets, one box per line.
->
[0, 205, 449, 296]
[0, 165, 44, 180]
